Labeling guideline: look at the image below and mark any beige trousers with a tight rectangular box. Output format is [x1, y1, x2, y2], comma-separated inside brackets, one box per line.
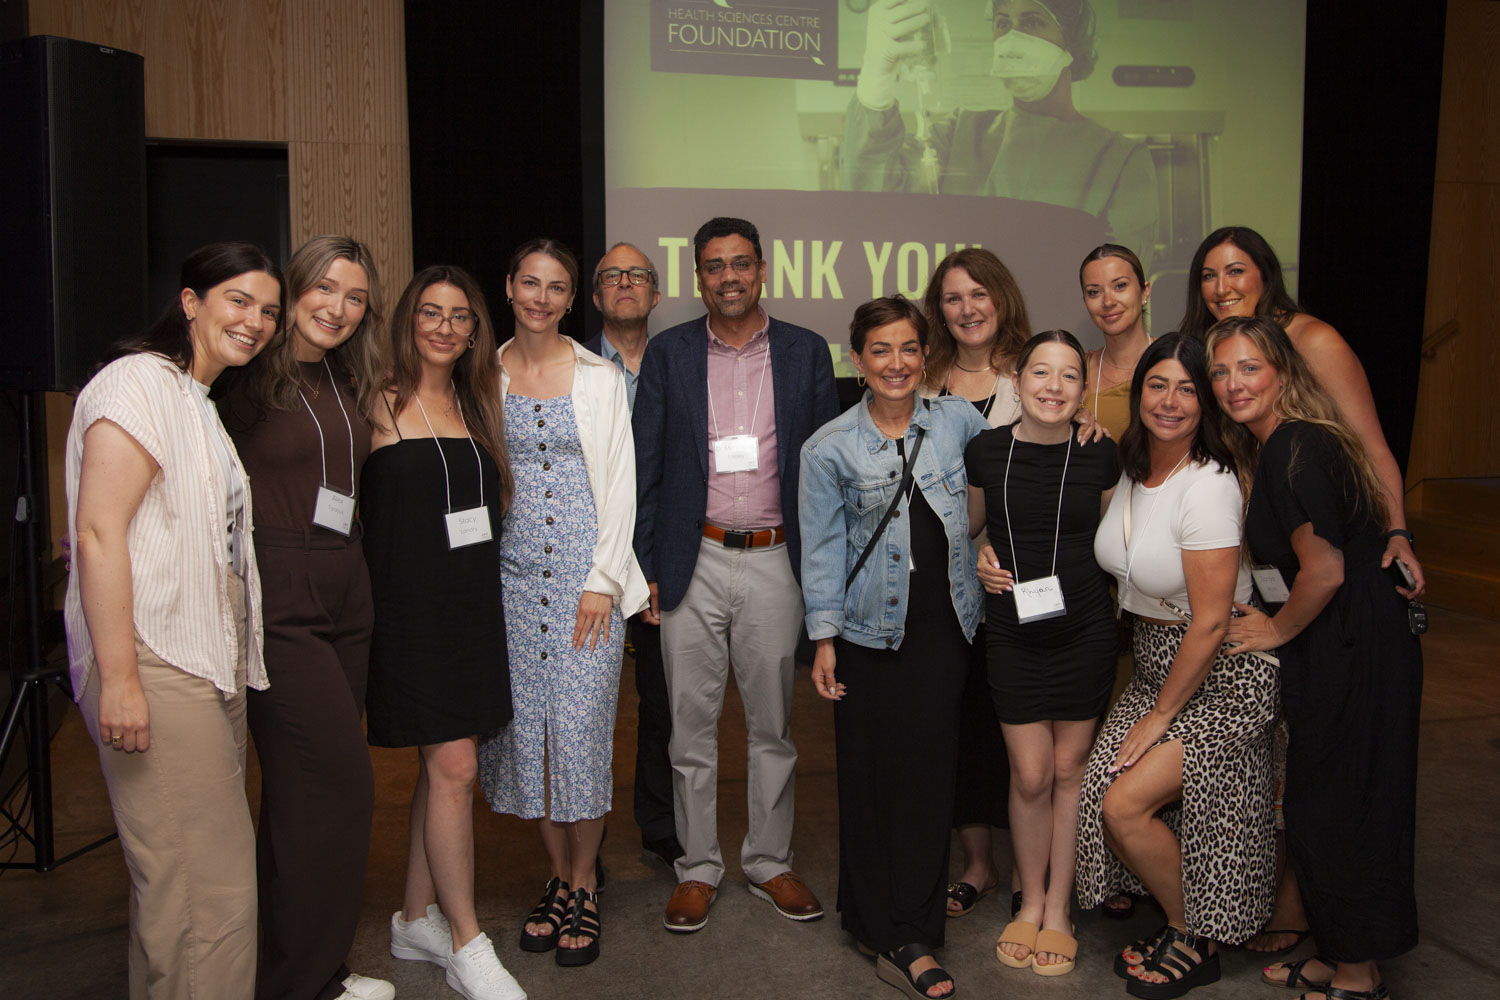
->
[80, 574, 256, 1000]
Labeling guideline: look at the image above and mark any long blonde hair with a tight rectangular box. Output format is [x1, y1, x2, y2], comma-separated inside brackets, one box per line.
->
[385, 266, 513, 511]
[1206, 315, 1388, 528]
[252, 235, 387, 423]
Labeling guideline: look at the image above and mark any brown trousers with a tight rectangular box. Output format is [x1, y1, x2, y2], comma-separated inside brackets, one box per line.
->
[82, 574, 255, 1000]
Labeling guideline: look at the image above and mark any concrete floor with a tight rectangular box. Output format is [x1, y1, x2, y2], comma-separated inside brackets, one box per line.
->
[3, 606, 1498, 1000]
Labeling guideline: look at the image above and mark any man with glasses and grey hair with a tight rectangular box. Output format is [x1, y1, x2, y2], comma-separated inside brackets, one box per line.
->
[582, 243, 682, 871]
[633, 216, 839, 934]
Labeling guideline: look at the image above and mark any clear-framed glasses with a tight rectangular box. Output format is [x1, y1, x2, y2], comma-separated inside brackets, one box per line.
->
[597, 267, 655, 288]
[699, 257, 759, 277]
[416, 306, 476, 335]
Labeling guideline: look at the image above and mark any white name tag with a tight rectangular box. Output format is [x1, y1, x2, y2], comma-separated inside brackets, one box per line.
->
[445, 505, 493, 549]
[313, 485, 355, 535]
[712, 434, 759, 473]
[1251, 564, 1291, 603]
[1013, 575, 1066, 623]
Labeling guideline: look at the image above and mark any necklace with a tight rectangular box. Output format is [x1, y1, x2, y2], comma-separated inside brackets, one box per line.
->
[303, 364, 325, 399]
[417, 389, 456, 417]
[953, 361, 993, 373]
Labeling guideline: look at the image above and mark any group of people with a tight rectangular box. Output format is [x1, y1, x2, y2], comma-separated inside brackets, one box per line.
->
[62, 215, 1422, 1000]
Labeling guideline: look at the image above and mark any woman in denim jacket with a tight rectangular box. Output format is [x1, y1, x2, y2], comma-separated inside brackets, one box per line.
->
[799, 295, 988, 1000]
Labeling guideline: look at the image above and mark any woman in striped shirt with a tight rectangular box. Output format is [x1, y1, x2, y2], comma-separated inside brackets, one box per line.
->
[65, 241, 282, 1000]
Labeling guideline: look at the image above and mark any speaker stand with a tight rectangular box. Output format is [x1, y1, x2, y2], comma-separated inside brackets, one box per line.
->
[0, 391, 116, 871]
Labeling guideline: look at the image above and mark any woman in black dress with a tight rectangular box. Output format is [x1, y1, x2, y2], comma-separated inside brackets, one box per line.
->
[800, 296, 990, 999]
[967, 330, 1118, 976]
[1210, 316, 1422, 1000]
[364, 266, 525, 1000]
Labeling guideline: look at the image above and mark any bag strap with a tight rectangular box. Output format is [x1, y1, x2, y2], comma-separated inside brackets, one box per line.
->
[845, 422, 926, 590]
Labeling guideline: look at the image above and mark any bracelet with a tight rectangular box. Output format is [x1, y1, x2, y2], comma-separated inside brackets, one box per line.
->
[1383, 528, 1415, 547]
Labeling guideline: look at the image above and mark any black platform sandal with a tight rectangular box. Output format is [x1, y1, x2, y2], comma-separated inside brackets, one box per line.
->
[555, 887, 600, 967]
[518, 876, 569, 953]
[876, 943, 955, 999]
[1114, 923, 1170, 979]
[1125, 926, 1220, 999]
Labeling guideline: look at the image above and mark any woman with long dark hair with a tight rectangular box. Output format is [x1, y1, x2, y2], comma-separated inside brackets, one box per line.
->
[1210, 316, 1422, 1000]
[1077, 333, 1278, 999]
[366, 266, 524, 1000]
[66, 241, 282, 998]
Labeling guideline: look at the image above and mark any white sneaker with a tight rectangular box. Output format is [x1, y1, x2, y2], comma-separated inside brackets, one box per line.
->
[446, 932, 526, 1000]
[335, 973, 396, 1000]
[391, 903, 453, 967]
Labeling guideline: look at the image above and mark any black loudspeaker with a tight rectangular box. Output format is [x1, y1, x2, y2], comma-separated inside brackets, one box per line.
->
[0, 36, 146, 391]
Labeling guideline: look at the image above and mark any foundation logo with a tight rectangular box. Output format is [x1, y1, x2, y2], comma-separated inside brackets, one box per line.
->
[652, 0, 838, 80]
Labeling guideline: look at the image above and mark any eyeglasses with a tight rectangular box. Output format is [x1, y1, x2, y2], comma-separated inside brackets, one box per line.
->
[416, 307, 477, 334]
[597, 267, 655, 288]
[699, 257, 759, 277]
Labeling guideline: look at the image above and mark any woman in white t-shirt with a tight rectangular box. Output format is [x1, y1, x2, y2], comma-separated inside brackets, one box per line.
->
[1075, 333, 1277, 999]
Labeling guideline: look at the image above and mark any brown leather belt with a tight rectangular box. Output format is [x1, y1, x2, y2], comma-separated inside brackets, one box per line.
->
[702, 524, 786, 549]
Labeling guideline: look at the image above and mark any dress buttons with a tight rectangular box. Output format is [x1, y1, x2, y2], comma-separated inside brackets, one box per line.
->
[534, 403, 541, 412]
[542, 462, 551, 471]
[537, 419, 545, 428]
[544, 544, 552, 554]
[540, 651, 548, 660]
[545, 516, 555, 525]
[538, 442, 547, 451]
[540, 597, 549, 606]
[540, 624, 548, 632]
[543, 570, 552, 579]
[544, 490, 553, 499]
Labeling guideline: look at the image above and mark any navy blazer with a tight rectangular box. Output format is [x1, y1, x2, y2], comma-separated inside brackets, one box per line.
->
[633, 314, 839, 613]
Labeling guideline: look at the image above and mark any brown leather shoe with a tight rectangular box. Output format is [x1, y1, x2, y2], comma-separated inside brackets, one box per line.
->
[663, 880, 717, 933]
[749, 871, 824, 921]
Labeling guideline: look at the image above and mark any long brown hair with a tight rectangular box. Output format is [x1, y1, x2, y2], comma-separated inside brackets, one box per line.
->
[386, 266, 513, 511]
[252, 235, 387, 422]
[921, 248, 1030, 391]
[1205, 315, 1388, 528]
[1181, 227, 1301, 341]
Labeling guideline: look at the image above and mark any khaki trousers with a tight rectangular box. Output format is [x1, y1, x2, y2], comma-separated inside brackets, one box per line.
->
[80, 574, 255, 1000]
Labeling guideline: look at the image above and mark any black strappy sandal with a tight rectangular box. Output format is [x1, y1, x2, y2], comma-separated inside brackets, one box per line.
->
[1263, 955, 1334, 991]
[1125, 926, 1220, 999]
[1304, 986, 1389, 1000]
[876, 943, 955, 999]
[518, 876, 569, 953]
[555, 887, 600, 967]
[1114, 923, 1170, 979]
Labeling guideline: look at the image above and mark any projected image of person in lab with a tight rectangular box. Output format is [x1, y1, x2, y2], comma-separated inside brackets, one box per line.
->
[844, 0, 1157, 268]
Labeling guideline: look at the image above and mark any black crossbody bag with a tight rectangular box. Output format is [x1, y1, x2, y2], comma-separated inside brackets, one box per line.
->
[844, 423, 926, 590]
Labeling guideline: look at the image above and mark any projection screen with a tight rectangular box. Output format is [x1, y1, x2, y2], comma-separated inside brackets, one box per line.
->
[604, 0, 1307, 375]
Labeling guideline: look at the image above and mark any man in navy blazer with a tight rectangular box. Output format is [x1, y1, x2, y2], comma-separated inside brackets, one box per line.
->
[633, 217, 839, 934]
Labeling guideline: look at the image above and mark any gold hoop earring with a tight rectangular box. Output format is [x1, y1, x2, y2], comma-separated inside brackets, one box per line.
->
[468, 336, 476, 349]
[856, 373, 866, 387]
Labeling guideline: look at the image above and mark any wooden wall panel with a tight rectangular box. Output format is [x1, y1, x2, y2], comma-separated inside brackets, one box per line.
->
[285, 0, 408, 145]
[289, 140, 413, 293]
[1409, 0, 1500, 485]
[24, 0, 143, 52]
[140, 0, 284, 139]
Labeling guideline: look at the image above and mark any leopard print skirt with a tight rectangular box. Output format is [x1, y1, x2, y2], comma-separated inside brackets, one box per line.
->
[1074, 620, 1278, 944]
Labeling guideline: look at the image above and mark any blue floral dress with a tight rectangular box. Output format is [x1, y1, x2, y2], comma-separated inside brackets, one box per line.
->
[478, 393, 624, 822]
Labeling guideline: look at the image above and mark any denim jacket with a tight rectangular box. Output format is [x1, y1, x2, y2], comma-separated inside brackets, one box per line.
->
[799, 393, 988, 650]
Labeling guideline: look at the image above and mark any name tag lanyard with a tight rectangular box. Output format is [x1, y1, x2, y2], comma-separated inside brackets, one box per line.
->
[299, 359, 356, 536]
[708, 345, 771, 474]
[1002, 431, 1072, 623]
[1119, 450, 1190, 616]
[412, 385, 493, 549]
[944, 370, 1004, 422]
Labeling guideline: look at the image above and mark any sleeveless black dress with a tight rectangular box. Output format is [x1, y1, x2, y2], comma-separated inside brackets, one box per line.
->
[362, 433, 512, 747]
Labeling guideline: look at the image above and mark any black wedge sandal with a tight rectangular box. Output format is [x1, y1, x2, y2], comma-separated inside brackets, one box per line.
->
[1114, 923, 1170, 979]
[555, 887, 600, 967]
[1124, 926, 1220, 999]
[876, 943, 955, 999]
[519, 876, 570, 953]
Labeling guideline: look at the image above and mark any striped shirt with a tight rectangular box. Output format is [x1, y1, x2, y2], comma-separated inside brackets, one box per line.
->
[64, 353, 267, 699]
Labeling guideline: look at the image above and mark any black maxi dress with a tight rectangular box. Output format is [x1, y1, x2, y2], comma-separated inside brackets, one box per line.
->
[834, 460, 970, 951]
[1245, 422, 1423, 962]
[362, 431, 513, 747]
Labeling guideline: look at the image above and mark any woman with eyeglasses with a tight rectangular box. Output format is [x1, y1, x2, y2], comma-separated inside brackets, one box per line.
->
[478, 238, 649, 969]
[365, 267, 525, 1000]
